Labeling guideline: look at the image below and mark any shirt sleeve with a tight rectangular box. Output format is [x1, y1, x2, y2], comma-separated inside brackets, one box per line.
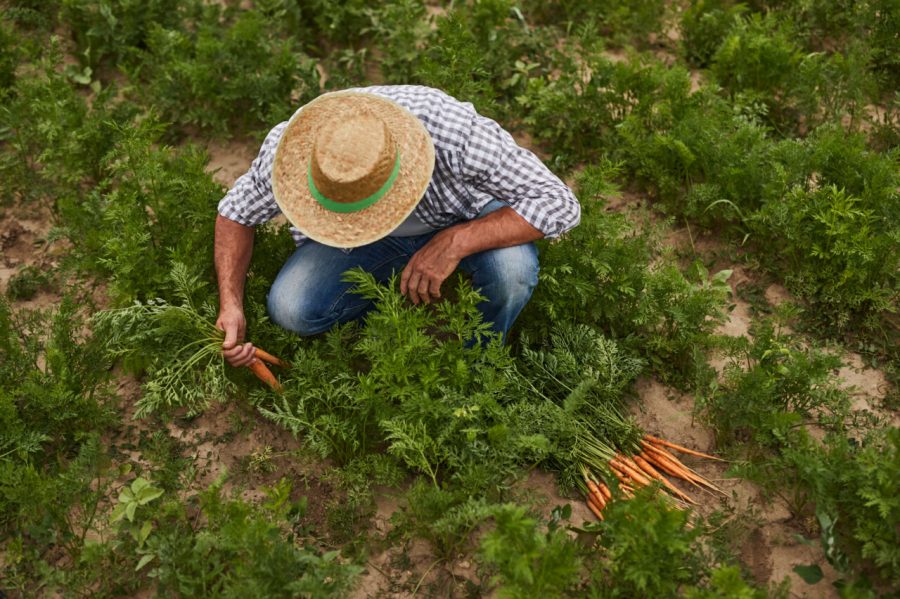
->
[216, 122, 288, 226]
[458, 113, 581, 238]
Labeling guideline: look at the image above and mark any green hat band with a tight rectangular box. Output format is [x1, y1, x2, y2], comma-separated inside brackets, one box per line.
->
[308, 152, 401, 213]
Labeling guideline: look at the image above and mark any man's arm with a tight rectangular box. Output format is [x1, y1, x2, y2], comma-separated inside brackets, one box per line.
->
[400, 207, 543, 305]
[214, 215, 257, 366]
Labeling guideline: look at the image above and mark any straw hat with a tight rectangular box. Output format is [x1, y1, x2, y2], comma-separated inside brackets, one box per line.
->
[272, 91, 436, 248]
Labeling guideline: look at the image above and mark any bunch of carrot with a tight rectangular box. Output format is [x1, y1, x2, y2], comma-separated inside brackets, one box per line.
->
[246, 347, 287, 392]
[579, 433, 725, 520]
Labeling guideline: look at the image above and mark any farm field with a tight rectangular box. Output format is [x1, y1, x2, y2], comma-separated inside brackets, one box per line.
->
[1, 1, 898, 597]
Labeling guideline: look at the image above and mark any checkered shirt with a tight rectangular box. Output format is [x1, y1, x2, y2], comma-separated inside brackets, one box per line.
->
[217, 85, 581, 245]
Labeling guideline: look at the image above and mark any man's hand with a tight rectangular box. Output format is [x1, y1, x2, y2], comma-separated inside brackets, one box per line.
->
[216, 306, 255, 367]
[400, 207, 544, 305]
[400, 229, 462, 305]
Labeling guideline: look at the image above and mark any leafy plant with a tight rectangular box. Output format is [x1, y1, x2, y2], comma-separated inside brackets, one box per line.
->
[587, 489, 704, 597]
[60, 0, 197, 70]
[57, 118, 220, 302]
[137, 8, 319, 136]
[750, 185, 899, 330]
[0, 38, 137, 202]
[522, 165, 729, 388]
[480, 503, 582, 597]
[680, 0, 747, 67]
[92, 263, 232, 417]
[139, 478, 362, 597]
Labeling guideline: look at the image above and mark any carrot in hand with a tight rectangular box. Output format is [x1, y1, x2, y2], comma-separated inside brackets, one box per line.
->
[254, 348, 288, 368]
[248, 359, 282, 392]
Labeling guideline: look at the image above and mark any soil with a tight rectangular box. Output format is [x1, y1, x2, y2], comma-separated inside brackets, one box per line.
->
[0, 201, 64, 310]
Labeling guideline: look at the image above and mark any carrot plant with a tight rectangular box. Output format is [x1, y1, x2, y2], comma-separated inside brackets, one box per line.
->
[92, 263, 239, 417]
[60, 0, 198, 70]
[0, 296, 122, 595]
[136, 7, 319, 136]
[701, 319, 900, 589]
[522, 165, 730, 389]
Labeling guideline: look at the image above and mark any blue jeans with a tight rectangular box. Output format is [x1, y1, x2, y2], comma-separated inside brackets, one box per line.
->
[267, 201, 539, 340]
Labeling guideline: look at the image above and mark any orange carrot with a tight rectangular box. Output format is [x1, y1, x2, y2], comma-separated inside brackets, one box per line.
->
[641, 444, 697, 478]
[598, 482, 612, 502]
[248, 360, 282, 392]
[640, 447, 704, 489]
[642, 443, 723, 494]
[610, 457, 652, 487]
[632, 454, 696, 505]
[609, 465, 635, 490]
[587, 497, 604, 520]
[254, 348, 288, 368]
[644, 434, 724, 461]
[586, 479, 607, 508]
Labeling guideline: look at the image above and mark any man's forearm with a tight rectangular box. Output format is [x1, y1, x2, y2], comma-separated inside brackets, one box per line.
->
[444, 206, 543, 261]
[214, 214, 255, 310]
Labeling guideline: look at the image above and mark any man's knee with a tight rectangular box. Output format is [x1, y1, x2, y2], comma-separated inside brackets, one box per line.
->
[266, 280, 335, 337]
[503, 246, 539, 302]
[482, 243, 539, 305]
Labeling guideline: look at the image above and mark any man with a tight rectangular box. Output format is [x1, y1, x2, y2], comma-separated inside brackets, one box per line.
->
[215, 85, 580, 367]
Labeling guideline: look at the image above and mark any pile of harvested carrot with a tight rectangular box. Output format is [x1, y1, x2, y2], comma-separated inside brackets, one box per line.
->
[246, 347, 287, 392]
[580, 434, 725, 520]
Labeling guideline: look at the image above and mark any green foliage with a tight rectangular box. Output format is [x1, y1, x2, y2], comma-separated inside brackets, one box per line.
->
[523, 165, 729, 388]
[1, 0, 59, 30]
[0, 296, 113, 469]
[406, 0, 555, 119]
[520, 0, 669, 44]
[703, 319, 849, 449]
[0, 39, 137, 202]
[134, 478, 362, 597]
[839, 429, 900, 586]
[587, 490, 703, 597]
[0, 18, 20, 93]
[57, 119, 221, 302]
[696, 11, 877, 133]
[0, 435, 135, 596]
[364, 0, 431, 83]
[480, 504, 582, 597]
[138, 8, 319, 135]
[4, 265, 54, 301]
[519, 324, 644, 453]
[680, 0, 748, 67]
[60, 0, 197, 69]
[755, 0, 900, 93]
[393, 482, 495, 559]
[684, 565, 771, 598]
[93, 263, 231, 417]
[522, 49, 696, 169]
[258, 271, 566, 494]
[703, 321, 899, 589]
[750, 185, 899, 329]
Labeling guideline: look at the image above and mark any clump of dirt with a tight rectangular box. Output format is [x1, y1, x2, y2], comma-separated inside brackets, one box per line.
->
[0, 201, 64, 310]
